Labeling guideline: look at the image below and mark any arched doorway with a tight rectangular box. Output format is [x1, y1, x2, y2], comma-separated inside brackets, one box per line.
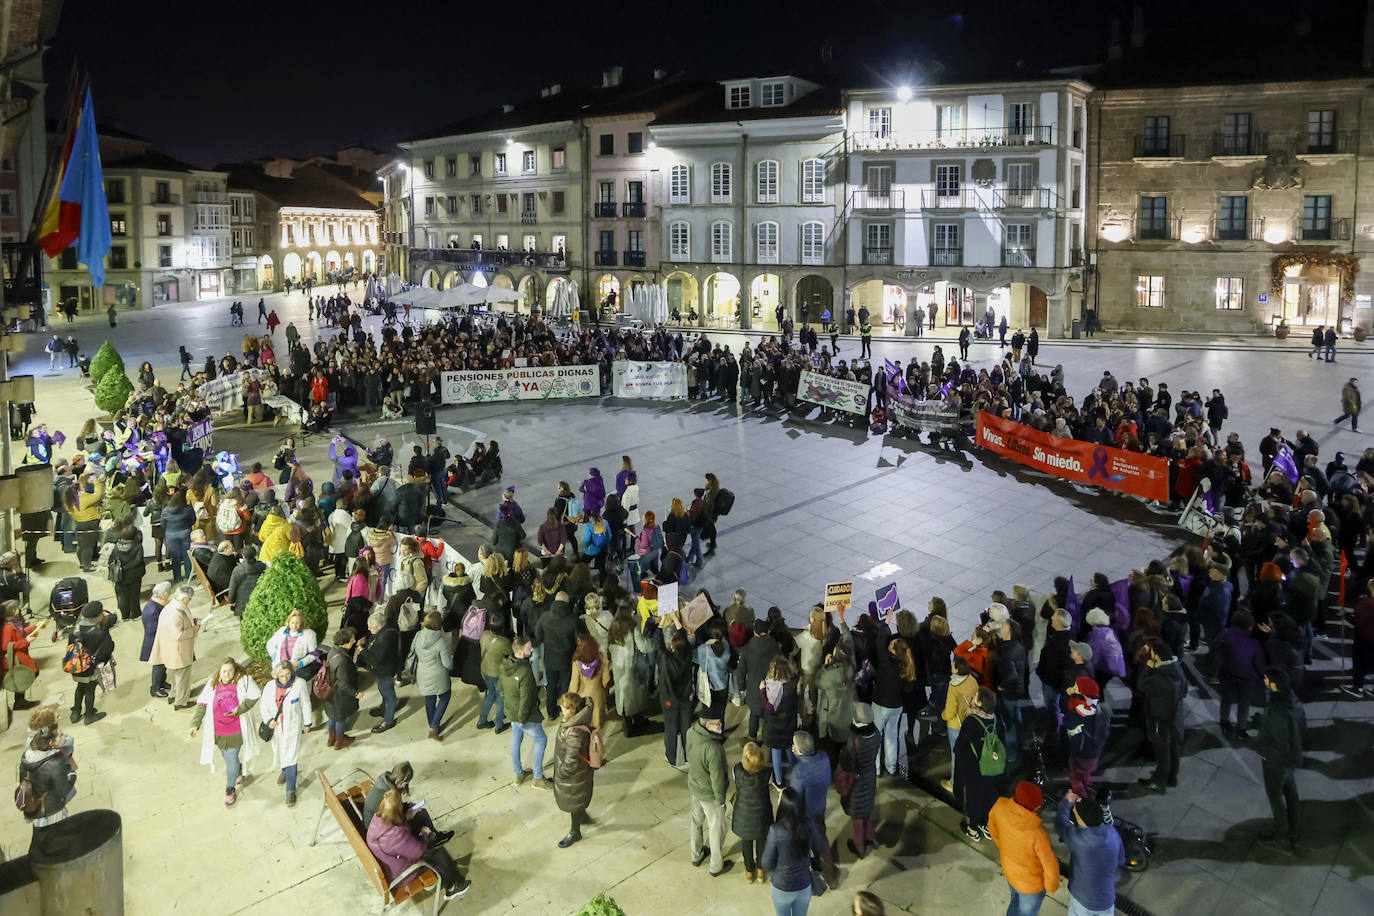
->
[850, 279, 907, 330]
[420, 269, 439, 288]
[518, 274, 539, 313]
[988, 283, 1048, 330]
[750, 274, 781, 328]
[471, 272, 488, 288]
[794, 275, 833, 326]
[305, 252, 322, 280]
[493, 273, 514, 290]
[442, 270, 460, 290]
[703, 272, 739, 324]
[596, 274, 621, 313]
[361, 250, 376, 273]
[325, 250, 342, 273]
[259, 255, 276, 290]
[344, 251, 356, 269]
[282, 252, 301, 282]
[665, 271, 699, 320]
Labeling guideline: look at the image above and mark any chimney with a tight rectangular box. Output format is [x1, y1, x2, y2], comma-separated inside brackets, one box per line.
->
[1107, 17, 1123, 60]
[550, 83, 562, 95]
[1130, 5, 1145, 49]
[1365, 0, 1374, 71]
[602, 66, 624, 88]
[653, 68, 667, 81]
[501, 103, 515, 113]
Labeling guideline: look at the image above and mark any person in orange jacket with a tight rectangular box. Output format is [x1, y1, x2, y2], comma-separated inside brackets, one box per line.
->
[987, 781, 1061, 916]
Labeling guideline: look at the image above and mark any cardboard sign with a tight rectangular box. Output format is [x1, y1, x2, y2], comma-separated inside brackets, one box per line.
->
[825, 581, 854, 614]
[680, 594, 714, 635]
[655, 582, 678, 618]
[875, 582, 900, 615]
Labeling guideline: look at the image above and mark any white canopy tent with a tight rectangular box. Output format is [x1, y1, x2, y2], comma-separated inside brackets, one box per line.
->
[389, 287, 442, 307]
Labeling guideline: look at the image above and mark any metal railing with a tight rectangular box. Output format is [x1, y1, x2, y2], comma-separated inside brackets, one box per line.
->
[520, 213, 538, 225]
[863, 247, 894, 265]
[149, 192, 181, 205]
[931, 247, 962, 266]
[594, 250, 617, 266]
[1305, 129, 1356, 155]
[593, 202, 617, 218]
[852, 189, 905, 210]
[919, 188, 982, 209]
[413, 247, 569, 269]
[1132, 134, 1187, 158]
[1134, 215, 1180, 241]
[1002, 248, 1034, 268]
[992, 187, 1052, 209]
[622, 201, 646, 218]
[196, 192, 229, 204]
[1211, 215, 1266, 241]
[1211, 131, 1268, 157]
[1297, 217, 1352, 241]
[849, 124, 1054, 152]
[623, 250, 646, 267]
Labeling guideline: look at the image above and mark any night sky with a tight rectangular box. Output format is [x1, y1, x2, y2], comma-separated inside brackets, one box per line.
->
[47, 0, 1361, 166]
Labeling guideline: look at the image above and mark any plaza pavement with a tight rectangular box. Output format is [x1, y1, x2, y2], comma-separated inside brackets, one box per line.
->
[1, 289, 1372, 914]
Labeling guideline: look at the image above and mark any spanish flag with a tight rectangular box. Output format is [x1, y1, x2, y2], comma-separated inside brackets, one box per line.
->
[38, 90, 111, 287]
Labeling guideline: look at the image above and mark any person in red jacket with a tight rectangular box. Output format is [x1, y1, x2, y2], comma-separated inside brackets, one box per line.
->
[987, 781, 1061, 915]
[310, 372, 329, 406]
[1, 600, 43, 709]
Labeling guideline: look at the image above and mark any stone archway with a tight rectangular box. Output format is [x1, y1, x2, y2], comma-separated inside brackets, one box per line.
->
[361, 249, 376, 273]
[259, 254, 275, 290]
[325, 250, 343, 272]
[664, 270, 699, 320]
[343, 251, 356, 269]
[420, 268, 440, 288]
[596, 274, 621, 312]
[442, 270, 461, 290]
[518, 274, 540, 313]
[305, 251, 322, 279]
[703, 272, 739, 324]
[793, 275, 833, 326]
[282, 252, 301, 281]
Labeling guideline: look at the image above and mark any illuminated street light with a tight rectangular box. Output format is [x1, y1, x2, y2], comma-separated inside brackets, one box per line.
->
[1103, 224, 1129, 243]
[897, 87, 912, 102]
[1263, 226, 1288, 244]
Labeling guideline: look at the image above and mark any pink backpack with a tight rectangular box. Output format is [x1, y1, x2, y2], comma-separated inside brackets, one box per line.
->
[460, 605, 486, 641]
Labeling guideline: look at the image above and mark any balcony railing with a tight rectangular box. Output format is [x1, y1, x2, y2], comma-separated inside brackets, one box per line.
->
[149, 192, 180, 205]
[1132, 134, 1187, 158]
[852, 189, 905, 210]
[520, 212, 538, 225]
[1135, 216, 1181, 241]
[624, 250, 646, 267]
[413, 247, 569, 269]
[1002, 248, 1034, 268]
[1211, 131, 1268, 157]
[622, 201, 646, 218]
[849, 124, 1054, 153]
[1297, 217, 1352, 241]
[593, 202, 617, 218]
[1305, 129, 1356, 155]
[594, 250, 617, 266]
[931, 247, 962, 266]
[992, 187, 1052, 209]
[1210, 216, 1266, 241]
[863, 247, 893, 265]
[196, 192, 228, 203]
[920, 188, 981, 209]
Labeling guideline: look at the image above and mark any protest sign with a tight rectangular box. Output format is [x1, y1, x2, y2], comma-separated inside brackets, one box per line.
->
[825, 581, 854, 614]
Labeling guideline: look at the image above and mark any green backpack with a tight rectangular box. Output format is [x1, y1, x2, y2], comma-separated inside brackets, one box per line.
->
[974, 716, 1007, 777]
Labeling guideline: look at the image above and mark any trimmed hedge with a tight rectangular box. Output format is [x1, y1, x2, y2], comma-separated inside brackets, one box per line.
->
[240, 552, 328, 661]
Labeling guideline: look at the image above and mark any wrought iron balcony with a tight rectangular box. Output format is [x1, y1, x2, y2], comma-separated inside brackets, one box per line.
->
[1305, 129, 1356, 155]
[149, 192, 181, 205]
[1134, 216, 1181, 241]
[1210, 216, 1266, 241]
[1297, 217, 1352, 241]
[520, 213, 538, 225]
[930, 247, 962, 266]
[1002, 248, 1034, 268]
[1132, 134, 1186, 158]
[919, 188, 982, 209]
[593, 202, 617, 218]
[992, 187, 1052, 209]
[623, 250, 646, 267]
[1211, 131, 1268, 157]
[594, 250, 617, 266]
[863, 247, 893, 265]
[849, 124, 1054, 153]
[622, 201, 646, 218]
[852, 189, 905, 210]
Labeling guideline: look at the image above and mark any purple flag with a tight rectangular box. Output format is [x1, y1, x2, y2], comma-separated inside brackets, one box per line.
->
[1273, 444, 1299, 485]
[1110, 579, 1131, 629]
[1064, 575, 1080, 631]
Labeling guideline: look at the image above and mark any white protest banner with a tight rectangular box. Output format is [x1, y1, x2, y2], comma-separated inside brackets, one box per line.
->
[888, 394, 963, 432]
[440, 365, 600, 405]
[200, 369, 269, 415]
[824, 581, 854, 614]
[612, 361, 687, 399]
[797, 370, 870, 416]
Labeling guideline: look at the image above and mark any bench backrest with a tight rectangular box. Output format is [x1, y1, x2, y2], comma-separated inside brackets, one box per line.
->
[316, 768, 387, 898]
[188, 553, 227, 605]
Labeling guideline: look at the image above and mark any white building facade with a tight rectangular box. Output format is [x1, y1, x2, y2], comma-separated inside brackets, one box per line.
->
[842, 79, 1091, 335]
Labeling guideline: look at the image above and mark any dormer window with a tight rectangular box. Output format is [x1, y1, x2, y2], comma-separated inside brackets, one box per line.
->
[727, 85, 751, 109]
[761, 81, 786, 107]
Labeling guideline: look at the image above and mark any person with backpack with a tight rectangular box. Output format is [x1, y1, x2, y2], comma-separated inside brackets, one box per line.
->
[986, 781, 1060, 916]
[18, 706, 78, 851]
[953, 687, 1006, 842]
[686, 710, 732, 877]
[188, 658, 263, 807]
[580, 513, 612, 575]
[66, 601, 114, 725]
[216, 491, 249, 552]
[260, 659, 312, 807]
[553, 691, 597, 848]
[107, 521, 146, 622]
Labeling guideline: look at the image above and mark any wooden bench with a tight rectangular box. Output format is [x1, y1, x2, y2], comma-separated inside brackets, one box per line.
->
[188, 553, 229, 607]
[311, 768, 443, 915]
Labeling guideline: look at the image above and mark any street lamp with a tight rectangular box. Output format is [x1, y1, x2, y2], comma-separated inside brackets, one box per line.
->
[897, 86, 912, 103]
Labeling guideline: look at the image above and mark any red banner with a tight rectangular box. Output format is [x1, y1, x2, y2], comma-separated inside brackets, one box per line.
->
[975, 411, 1170, 501]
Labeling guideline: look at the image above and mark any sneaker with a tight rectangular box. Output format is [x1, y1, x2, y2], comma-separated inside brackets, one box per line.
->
[529, 777, 552, 790]
[978, 825, 993, 841]
[285, 792, 297, 807]
[371, 722, 394, 734]
[429, 829, 454, 846]
[962, 822, 981, 841]
[514, 771, 530, 787]
[151, 689, 169, 698]
[443, 880, 471, 900]
[1339, 685, 1364, 699]
[224, 789, 237, 807]
[939, 779, 953, 792]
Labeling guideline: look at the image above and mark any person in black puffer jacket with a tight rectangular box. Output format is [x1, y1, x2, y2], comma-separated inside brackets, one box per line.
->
[536, 595, 578, 719]
[995, 618, 1030, 764]
[657, 627, 695, 766]
[20, 709, 78, 852]
[362, 610, 402, 732]
[731, 740, 775, 882]
[226, 545, 265, 618]
[843, 705, 882, 859]
[108, 522, 146, 621]
[760, 658, 800, 787]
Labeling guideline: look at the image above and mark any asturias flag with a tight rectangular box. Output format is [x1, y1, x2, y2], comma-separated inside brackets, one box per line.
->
[38, 90, 110, 286]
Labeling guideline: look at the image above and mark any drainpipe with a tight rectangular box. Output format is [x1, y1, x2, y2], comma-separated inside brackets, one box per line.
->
[740, 132, 749, 330]
[1091, 99, 1104, 324]
[581, 122, 591, 320]
[1352, 90, 1364, 333]
[841, 125, 850, 333]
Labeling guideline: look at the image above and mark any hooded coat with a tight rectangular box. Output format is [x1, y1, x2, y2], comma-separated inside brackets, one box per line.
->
[815, 656, 855, 742]
[570, 652, 610, 728]
[579, 469, 606, 518]
[987, 796, 1061, 895]
[407, 627, 454, 697]
[554, 701, 595, 813]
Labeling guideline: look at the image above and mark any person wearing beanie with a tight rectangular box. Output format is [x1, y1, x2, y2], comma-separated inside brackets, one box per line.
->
[1054, 789, 1124, 916]
[1067, 639, 1094, 693]
[70, 600, 114, 725]
[987, 780, 1060, 914]
[1064, 676, 1109, 797]
[1083, 608, 1126, 689]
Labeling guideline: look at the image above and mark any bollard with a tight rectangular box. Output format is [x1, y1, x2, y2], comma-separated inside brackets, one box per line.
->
[28, 809, 123, 915]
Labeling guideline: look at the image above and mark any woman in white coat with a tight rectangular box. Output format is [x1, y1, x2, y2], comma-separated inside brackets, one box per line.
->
[264, 609, 319, 676]
[189, 658, 263, 807]
[260, 659, 312, 807]
[621, 474, 641, 536]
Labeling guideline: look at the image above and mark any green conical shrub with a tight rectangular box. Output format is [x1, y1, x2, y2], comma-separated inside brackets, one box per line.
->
[240, 552, 328, 661]
[93, 368, 133, 414]
[89, 341, 123, 382]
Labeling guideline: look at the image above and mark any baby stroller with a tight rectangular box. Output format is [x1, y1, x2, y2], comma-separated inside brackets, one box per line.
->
[48, 576, 89, 635]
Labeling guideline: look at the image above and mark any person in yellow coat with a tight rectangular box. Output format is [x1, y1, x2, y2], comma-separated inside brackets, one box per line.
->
[257, 509, 290, 563]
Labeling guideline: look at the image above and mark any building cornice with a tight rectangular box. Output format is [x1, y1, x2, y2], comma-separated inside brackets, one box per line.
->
[648, 113, 845, 143]
[846, 78, 1094, 100]
[1091, 77, 1374, 105]
[400, 121, 580, 151]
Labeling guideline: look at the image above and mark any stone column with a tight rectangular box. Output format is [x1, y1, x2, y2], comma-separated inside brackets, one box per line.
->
[1047, 295, 1068, 339]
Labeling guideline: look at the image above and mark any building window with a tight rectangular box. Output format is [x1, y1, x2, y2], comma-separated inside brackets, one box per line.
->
[627, 229, 643, 252]
[933, 223, 959, 262]
[936, 104, 963, 138]
[59, 248, 77, 269]
[866, 223, 892, 264]
[711, 220, 732, 262]
[106, 179, 125, 203]
[756, 160, 778, 203]
[523, 150, 536, 173]
[109, 213, 127, 236]
[1005, 223, 1032, 266]
[229, 197, 240, 219]
[551, 191, 565, 214]
[158, 244, 172, 268]
[1302, 194, 1333, 239]
[867, 107, 892, 139]
[423, 159, 434, 178]
[470, 234, 482, 249]
[157, 212, 171, 236]
[800, 222, 824, 265]
[598, 181, 615, 204]
[494, 153, 506, 175]
[627, 132, 644, 155]
[1215, 277, 1244, 310]
[626, 180, 643, 203]
[231, 229, 241, 249]
[761, 82, 786, 106]
[1307, 109, 1337, 153]
[521, 192, 536, 218]
[1010, 102, 1035, 138]
[496, 234, 510, 249]
[244, 228, 253, 247]
[1217, 196, 1248, 239]
[444, 156, 457, 177]
[800, 159, 824, 203]
[446, 195, 458, 215]
[710, 162, 732, 203]
[670, 164, 690, 203]
[1142, 115, 1170, 156]
[470, 154, 481, 175]
[154, 181, 171, 204]
[1137, 275, 1166, 308]
[1220, 113, 1252, 155]
[471, 194, 483, 216]
[599, 134, 614, 156]
[424, 197, 435, 217]
[755, 221, 779, 263]
[936, 164, 961, 201]
[1138, 196, 1168, 239]
[551, 234, 566, 255]
[552, 147, 566, 169]
[728, 85, 750, 109]
[523, 234, 537, 251]
[599, 229, 615, 253]
[497, 194, 508, 214]
[669, 220, 690, 259]
[109, 246, 127, 269]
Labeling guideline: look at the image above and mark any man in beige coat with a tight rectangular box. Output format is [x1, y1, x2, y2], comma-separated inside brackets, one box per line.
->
[149, 584, 200, 708]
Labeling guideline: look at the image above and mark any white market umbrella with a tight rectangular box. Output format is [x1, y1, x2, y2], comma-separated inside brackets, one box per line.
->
[568, 282, 580, 321]
[386, 273, 403, 296]
[479, 286, 526, 305]
[390, 287, 442, 307]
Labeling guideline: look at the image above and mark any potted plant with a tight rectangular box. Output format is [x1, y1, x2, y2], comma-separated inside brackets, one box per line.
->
[1274, 319, 1290, 340]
